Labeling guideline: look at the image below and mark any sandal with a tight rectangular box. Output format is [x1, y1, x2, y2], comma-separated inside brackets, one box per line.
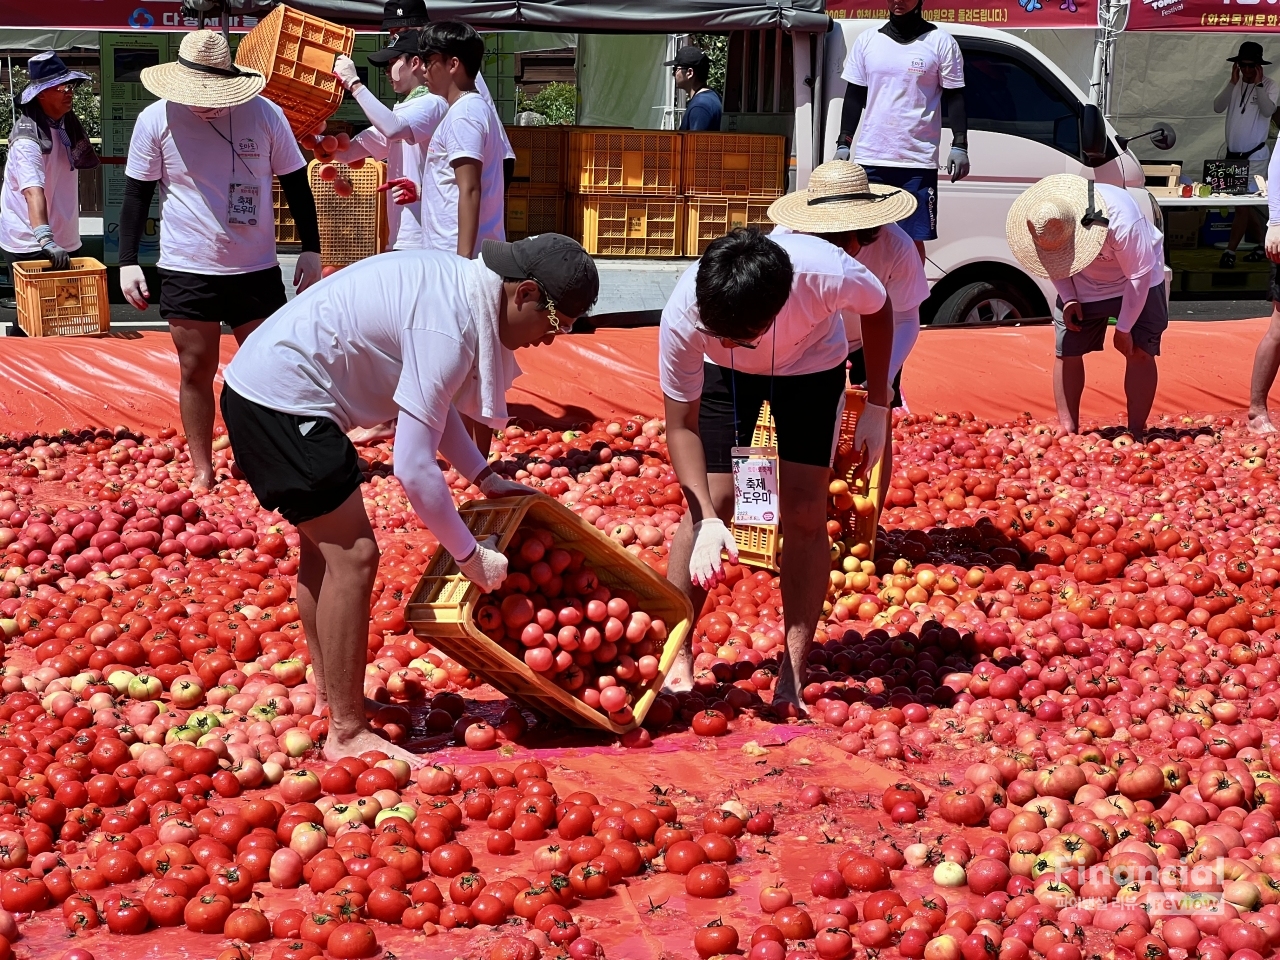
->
[1220, 250, 1237, 268]
[1245, 248, 1267, 262]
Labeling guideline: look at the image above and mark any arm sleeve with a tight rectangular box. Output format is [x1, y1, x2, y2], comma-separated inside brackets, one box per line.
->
[118, 176, 158, 267]
[278, 167, 320, 255]
[353, 85, 415, 142]
[1213, 80, 1233, 114]
[392, 409, 478, 561]
[1115, 272, 1153, 334]
[891, 239, 932, 316]
[337, 135, 377, 163]
[1271, 142, 1280, 225]
[1051, 277, 1079, 305]
[944, 88, 968, 148]
[437, 404, 489, 481]
[838, 84, 867, 148]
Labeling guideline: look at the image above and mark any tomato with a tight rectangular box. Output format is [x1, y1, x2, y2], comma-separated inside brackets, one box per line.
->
[695, 919, 741, 958]
[184, 892, 233, 934]
[142, 887, 187, 927]
[326, 922, 380, 959]
[568, 861, 610, 899]
[685, 863, 731, 899]
[103, 894, 149, 935]
[271, 941, 322, 960]
[429, 842, 473, 878]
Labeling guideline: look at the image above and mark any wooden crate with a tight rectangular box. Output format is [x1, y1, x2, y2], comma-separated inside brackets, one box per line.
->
[404, 497, 693, 735]
[1142, 163, 1181, 198]
[569, 129, 681, 196]
[506, 183, 565, 241]
[685, 197, 774, 257]
[309, 159, 387, 266]
[13, 258, 110, 337]
[575, 195, 684, 257]
[682, 132, 787, 198]
[506, 126, 568, 187]
[235, 4, 354, 138]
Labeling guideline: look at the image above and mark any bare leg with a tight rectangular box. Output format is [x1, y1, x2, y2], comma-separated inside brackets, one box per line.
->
[168, 320, 223, 491]
[1053, 355, 1086, 434]
[1123, 347, 1158, 441]
[662, 474, 734, 693]
[1228, 210, 1250, 254]
[1250, 304, 1280, 434]
[772, 461, 837, 714]
[298, 488, 423, 767]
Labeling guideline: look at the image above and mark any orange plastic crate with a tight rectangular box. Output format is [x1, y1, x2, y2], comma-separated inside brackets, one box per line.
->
[506, 184, 566, 242]
[506, 126, 568, 187]
[235, 4, 354, 138]
[404, 497, 693, 735]
[684, 197, 774, 257]
[273, 177, 299, 246]
[13, 258, 110, 337]
[682, 132, 787, 198]
[569, 129, 681, 196]
[575, 195, 684, 257]
[308, 159, 387, 266]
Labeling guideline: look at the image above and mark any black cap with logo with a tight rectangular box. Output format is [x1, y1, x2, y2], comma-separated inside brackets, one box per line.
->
[368, 30, 421, 65]
[481, 235, 600, 320]
[664, 45, 709, 70]
[382, 0, 428, 30]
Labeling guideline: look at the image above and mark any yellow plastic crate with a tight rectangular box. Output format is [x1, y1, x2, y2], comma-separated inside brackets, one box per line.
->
[506, 184, 566, 242]
[569, 129, 681, 196]
[308, 159, 387, 266]
[682, 132, 787, 198]
[235, 4, 354, 138]
[13, 258, 110, 337]
[685, 197, 775, 257]
[506, 126, 568, 187]
[575, 195, 684, 257]
[404, 497, 693, 735]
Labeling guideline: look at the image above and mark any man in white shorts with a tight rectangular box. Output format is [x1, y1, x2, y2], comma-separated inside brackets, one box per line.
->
[222, 234, 598, 763]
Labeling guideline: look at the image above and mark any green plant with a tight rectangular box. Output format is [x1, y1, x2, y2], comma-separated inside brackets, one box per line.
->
[0, 65, 101, 142]
[689, 34, 728, 97]
[516, 81, 576, 125]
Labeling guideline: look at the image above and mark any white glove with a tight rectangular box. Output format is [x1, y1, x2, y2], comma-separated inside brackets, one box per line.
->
[480, 473, 539, 499]
[457, 535, 508, 592]
[852, 402, 891, 478]
[690, 518, 738, 590]
[120, 264, 150, 310]
[332, 55, 361, 91]
[294, 251, 322, 293]
[1267, 224, 1280, 263]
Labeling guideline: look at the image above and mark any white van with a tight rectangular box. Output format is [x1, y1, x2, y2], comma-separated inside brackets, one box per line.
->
[818, 21, 1169, 326]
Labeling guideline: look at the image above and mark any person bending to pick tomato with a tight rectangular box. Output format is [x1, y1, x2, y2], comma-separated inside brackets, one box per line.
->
[220, 235, 598, 764]
[1006, 174, 1166, 441]
[659, 204, 898, 715]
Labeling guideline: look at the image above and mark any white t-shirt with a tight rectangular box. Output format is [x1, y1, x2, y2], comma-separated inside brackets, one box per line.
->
[659, 231, 887, 402]
[842, 28, 965, 168]
[422, 92, 507, 257]
[1222, 77, 1279, 161]
[225, 250, 508, 433]
[476, 73, 516, 162]
[1053, 183, 1164, 304]
[126, 98, 305, 275]
[354, 91, 448, 250]
[0, 136, 80, 253]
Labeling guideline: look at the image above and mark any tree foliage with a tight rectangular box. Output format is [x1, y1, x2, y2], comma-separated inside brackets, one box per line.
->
[0, 66, 102, 143]
[517, 81, 577, 125]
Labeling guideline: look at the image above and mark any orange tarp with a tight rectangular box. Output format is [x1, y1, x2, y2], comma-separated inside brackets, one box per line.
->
[0, 320, 1270, 436]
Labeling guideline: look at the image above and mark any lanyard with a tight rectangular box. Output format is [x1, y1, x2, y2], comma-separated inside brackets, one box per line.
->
[205, 111, 254, 179]
[1241, 81, 1256, 114]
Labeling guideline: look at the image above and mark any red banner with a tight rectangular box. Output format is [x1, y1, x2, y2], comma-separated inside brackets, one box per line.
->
[826, 0, 1097, 28]
[0, 1, 381, 32]
[1126, 0, 1280, 31]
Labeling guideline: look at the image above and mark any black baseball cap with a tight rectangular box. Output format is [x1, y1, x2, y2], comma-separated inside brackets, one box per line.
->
[368, 30, 421, 65]
[665, 45, 709, 70]
[382, 0, 428, 30]
[481, 235, 600, 320]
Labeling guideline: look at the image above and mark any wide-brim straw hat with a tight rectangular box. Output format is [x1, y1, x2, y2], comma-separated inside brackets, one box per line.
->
[1006, 174, 1109, 281]
[768, 160, 918, 233]
[141, 30, 265, 109]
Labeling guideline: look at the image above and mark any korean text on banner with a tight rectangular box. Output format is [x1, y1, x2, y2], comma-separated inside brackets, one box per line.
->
[826, 0, 1098, 28]
[1127, 0, 1280, 31]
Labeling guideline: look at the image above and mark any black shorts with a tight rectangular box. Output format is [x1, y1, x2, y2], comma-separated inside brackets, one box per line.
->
[220, 385, 364, 526]
[159, 265, 287, 328]
[1054, 285, 1168, 358]
[848, 348, 903, 408]
[699, 361, 847, 473]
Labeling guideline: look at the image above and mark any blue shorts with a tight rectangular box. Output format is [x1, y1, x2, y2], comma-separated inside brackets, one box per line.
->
[862, 165, 938, 241]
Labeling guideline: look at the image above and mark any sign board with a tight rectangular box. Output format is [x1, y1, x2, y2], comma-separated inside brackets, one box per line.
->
[1202, 159, 1251, 195]
[826, 0, 1097, 28]
[1127, 0, 1280, 31]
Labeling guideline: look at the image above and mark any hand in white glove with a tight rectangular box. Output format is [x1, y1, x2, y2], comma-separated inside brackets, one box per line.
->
[852, 401, 891, 480]
[947, 146, 970, 183]
[457, 535, 508, 592]
[1268, 224, 1280, 263]
[294, 251, 322, 293]
[480, 473, 540, 499]
[834, 145, 851, 162]
[120, 264, 150, 310]
[689, 518, 738, 590]
[332, 55, 361, 90]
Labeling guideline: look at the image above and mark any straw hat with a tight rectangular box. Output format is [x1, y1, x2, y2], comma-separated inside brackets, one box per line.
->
[141, 30, 265, 109]
[1006, 174, 1110, 281]
[768, 161, 918, 233]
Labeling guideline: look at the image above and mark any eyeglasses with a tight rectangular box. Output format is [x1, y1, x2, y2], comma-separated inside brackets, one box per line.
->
[694, 323, 763, 349]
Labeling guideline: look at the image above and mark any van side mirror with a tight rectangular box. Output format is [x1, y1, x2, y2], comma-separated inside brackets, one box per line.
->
[1081, 103, 1108, 167]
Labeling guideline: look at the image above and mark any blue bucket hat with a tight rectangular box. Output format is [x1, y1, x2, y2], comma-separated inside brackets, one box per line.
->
[20, 51, 91, 105]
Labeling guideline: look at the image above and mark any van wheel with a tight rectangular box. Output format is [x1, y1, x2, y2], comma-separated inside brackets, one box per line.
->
[931, 282, 1034, 327]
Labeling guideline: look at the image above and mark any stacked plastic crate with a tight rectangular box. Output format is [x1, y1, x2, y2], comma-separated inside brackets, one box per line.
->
[681, 132, 786, 256]
[505, 127, 569, 241]
[567, 130, 684, 256]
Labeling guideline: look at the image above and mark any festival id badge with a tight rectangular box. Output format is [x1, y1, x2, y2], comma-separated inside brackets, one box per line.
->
[227, 181, 260, 226]
[732, 446, 779, 527]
